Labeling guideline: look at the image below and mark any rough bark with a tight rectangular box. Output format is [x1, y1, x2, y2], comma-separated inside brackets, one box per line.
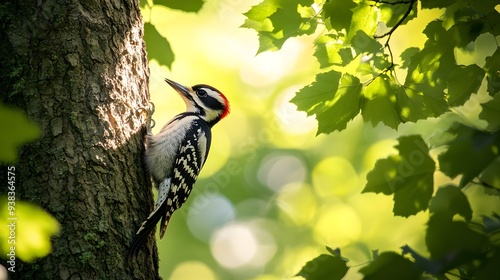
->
[1, 0, 159, 278]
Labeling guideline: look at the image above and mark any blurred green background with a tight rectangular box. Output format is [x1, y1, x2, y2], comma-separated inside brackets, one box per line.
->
[141, 1, 490, 279]
[1, 0, 498, 278]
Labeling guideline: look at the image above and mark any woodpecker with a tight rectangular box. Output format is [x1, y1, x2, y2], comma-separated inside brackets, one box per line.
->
[128, 78, 230, 262]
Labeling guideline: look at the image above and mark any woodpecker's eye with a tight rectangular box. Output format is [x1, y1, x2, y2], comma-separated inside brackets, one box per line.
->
[196, 89, 207, 97]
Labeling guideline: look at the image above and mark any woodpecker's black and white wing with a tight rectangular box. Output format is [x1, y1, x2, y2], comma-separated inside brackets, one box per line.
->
[128, 118, 211, 261]
[158, 118, 211, 237]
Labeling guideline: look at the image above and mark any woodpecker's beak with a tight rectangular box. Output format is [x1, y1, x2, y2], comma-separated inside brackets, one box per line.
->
[165, 79, 191, 99]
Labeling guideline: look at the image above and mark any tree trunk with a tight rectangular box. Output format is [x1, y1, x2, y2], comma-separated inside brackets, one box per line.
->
[1, 0, 160, 278]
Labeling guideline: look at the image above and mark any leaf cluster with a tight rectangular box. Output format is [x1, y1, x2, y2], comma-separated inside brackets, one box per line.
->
[140, 0, 206, 69]
[241, 0, 500, 279]
[243, 0, 500, 134]
[296, 128, 500, 279]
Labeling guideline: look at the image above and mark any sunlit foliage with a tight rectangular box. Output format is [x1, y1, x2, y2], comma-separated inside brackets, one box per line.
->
[0, 105, 59, 263]
[0, 104, 40, 163]
[0, 197, 60, 262]
[143, 0, 500, 279]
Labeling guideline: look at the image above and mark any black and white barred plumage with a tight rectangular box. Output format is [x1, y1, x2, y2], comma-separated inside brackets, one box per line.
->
[128, 79, 229, 262]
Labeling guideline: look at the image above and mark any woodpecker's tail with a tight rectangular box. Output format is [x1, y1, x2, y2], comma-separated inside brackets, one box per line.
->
[127, 203, 165, 264]
[159, 211, 173, 239]
[127, 178, 172, 264]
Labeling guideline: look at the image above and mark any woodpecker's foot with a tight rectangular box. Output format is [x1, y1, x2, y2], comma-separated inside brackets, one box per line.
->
[136, 102, 156, 134]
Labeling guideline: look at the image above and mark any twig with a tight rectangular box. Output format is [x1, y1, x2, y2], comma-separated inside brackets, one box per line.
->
[365, 0, 415, 85]
[374, 0, 416, 40]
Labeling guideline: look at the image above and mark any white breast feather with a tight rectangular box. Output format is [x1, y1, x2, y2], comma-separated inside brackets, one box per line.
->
[145, 116, 198, 183]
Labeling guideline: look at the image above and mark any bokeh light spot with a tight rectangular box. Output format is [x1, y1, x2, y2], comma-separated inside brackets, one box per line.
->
[240, 40, 301, 87]
[258, 154, 306, 191]
[277, 183, 316, 226]
[211, 224, 257, 269]
[169, 261, 216, 280]
[312, 157, 358, 198]
[279, 245, 322, 279]
[187, 194, 235, 242]
[314, 203, 362, 247]
[362, 139, 398, 171]
[210, 221, 276, 271]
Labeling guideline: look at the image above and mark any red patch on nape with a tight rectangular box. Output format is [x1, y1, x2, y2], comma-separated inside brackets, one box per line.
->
[219, 92, 230, 119]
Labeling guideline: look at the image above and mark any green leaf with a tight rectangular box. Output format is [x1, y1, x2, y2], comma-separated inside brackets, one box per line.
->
[479, 94, 500, 131]
[447, 2, 479, 24]
[269, 7, 302, 34]
[359, 252, 421, 280]
[449, 19, 486, 48]
[0, 197, 60, 262]
[392, 173, 432, 217]
[482, 213, 500, 234]
[241, 0, 276, 36]
[401, 245, 445, 274]
[242, 0, 318, 53]
[470, 0, 499, 14]
[314, 35, 353, 68]
[351, 30, 383, 55]
[291, 70, 342, 115]
[296, 254, 349, 280]
[346, 3, 378, 43]
[325, 246, 342, 257]
[357, 60, 374, 76]
[143, 22, 174, 68]
[401, 22, 454, 121]
[266, 4, 317, 36]
[315, 74, 362, 134]
[396, 82, 448, 122]
[429, 185, 472, 222]
[322, 0, 357, 33]
[421, 0, 456, 9]
[446, 64, 485, 107]
[153, 0, 204, 12]
[297, 0, 314, 6]
[423, 20, 453, 44]
[363, 157, 399, 195]
[296, 5, 318, 35]
[256, 32, 286, 53]
[406, 22, 456, 87]
[243, 0, 278, 21]
[399, 47, 419, 69]
[426, 215, 488, 263]
[380, 1, 417, 28]
[361, 74, 401, 129]
[363, 135, 435, 217]
[475, 250, 500, 280]
[371, 53, 392, 72]
[484, 49, 500, 96]
[485, 10, 500, 37]
[479, 158, 500, 192]
[0, 104, 40, 163]
[241, 17, 273, 33]
[438, 124, 500, 187]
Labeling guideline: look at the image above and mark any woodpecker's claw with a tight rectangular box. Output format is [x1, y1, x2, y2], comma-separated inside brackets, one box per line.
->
[136, 102, 156, 134]
[146, 102, 156, 131]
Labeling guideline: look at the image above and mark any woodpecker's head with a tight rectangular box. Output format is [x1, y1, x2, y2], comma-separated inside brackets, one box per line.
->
[165, 78, 230, 126]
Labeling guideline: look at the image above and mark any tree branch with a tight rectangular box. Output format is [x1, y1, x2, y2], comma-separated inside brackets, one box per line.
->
[374, 0, 416, 40]
[365, 0, 416, 86]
